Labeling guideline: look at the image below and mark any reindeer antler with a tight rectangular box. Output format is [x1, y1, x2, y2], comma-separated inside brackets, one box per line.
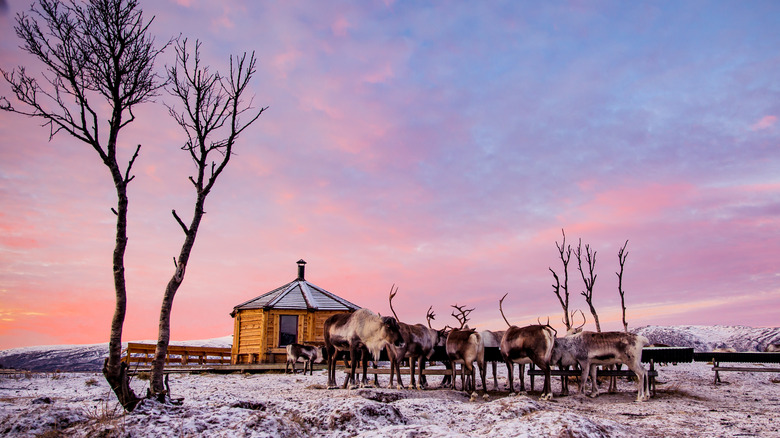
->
[388, 284, 400, 321]
[571, 309, 586, 331]
[499, 293, 511, 327]
[451, 304, 474, 329]
[537, 316, 558, 337]
[426, 305, 436, 329]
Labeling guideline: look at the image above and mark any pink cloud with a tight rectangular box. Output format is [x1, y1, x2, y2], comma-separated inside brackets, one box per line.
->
[271, 50, 302, 80]
[364, 63, 395, 84]
[750, 115, 777, 131]
[332, 16, 351, 37]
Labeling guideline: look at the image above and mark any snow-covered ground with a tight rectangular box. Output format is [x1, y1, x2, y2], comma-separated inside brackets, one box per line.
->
[1, 361, 779, 437]
[2, 326, 779, 437]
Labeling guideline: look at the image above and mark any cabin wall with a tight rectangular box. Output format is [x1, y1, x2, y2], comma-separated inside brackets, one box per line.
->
[232, 309, 352, 364]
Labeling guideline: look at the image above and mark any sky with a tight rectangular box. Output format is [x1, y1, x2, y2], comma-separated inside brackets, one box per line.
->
[1, 0, 779, 350]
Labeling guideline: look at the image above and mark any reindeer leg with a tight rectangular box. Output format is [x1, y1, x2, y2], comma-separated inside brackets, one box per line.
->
[491, 361, 498, 390]
[388, 356, 396, 388]
[344, 347, 358, 389]
[560, 364, 569, 396]
[588, 364, 600, 397]
[506, 361, 515, 394]
[395, 357, 406, 389]
[541, 363, 553, 401]
[578, 362, 589, 397]
[410, 357, 417, 389]
[518, 363, 526, 393]
[361, 353, 370, 388]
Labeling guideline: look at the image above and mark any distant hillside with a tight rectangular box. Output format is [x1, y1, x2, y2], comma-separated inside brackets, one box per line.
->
[0, 336, 232, 372]
[3, 327, 779, 372]
[633, 325, 780, 352]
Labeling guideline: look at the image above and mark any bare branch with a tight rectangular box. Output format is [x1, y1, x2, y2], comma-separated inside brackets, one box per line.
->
[550, 228, 572, 330]
[123, 144, 141, 184]
[576, 238, 601, 332]
[617, 239, 629, 332]
[172, 209, 189, 235]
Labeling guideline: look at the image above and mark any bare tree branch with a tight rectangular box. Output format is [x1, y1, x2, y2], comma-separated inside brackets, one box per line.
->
[550, 228, 572, 330]
[149, 38, 265, 398]
[1, 0, 167, 412]
[576, 238, 601, 332]
[617, 240, 629, 333]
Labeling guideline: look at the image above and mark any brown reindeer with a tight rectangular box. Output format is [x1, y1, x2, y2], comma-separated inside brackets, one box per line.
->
[446, 328, 486, 394]
[386, 286, 447, 389]
[444, 304, 486, 395]
[285, 344, 325, 375]
[497, 294, 552, 396]
[479, 329, 505, 390]
[324, 308, 404, 389]
[500, 322, 556, 400]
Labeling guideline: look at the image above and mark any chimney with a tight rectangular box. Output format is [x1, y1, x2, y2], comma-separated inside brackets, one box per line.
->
[296, 259, 307, 281]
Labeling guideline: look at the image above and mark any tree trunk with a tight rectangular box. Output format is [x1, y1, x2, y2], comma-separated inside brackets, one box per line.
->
[101, 172, 142, 411]
[149, 196, 205, 399]
[586, 300, 601, 333]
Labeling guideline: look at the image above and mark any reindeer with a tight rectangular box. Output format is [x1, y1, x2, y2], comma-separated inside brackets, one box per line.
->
[445, 304, 486, 395]
[479, 329, 505, 390]
[551, 309, 586, 396]
[285, 343, 325, 375]
[446, 328, 486, 394]
[386, 287, 448, 389]
[765, 344, 780, 352]
[324, 308, 404, 389]
[493, 293, 552, 393]
[500, 320, 556, 400]
[553, 330, 650, 402]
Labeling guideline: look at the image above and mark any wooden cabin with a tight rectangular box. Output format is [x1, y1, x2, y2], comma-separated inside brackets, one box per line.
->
[230, 260, 361, 364]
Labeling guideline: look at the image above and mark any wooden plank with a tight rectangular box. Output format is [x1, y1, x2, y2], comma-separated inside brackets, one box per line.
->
[713, 366, 780, 373]
[528, 369, 658, 378]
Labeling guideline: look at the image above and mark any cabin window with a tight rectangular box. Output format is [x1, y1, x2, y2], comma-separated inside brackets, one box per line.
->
[278, 315, 298, 347]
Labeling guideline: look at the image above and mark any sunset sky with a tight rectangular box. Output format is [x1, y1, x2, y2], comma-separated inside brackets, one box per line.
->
[1, 1, 779, 349]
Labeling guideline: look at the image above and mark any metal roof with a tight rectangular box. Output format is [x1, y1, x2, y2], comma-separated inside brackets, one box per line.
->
[231, 279, 361, 315]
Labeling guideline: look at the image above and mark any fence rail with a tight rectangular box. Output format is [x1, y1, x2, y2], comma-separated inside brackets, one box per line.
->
[121, 343, 232, 368]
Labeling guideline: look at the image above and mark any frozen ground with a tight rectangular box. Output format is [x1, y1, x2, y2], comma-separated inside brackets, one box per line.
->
[1, 361, 779, 437]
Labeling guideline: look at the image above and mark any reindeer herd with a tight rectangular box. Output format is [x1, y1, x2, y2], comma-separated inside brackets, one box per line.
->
[286, 291, 652, 403]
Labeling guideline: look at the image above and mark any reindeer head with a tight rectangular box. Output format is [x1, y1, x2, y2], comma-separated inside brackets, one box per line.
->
[565, 309, 586, 336]
[381, 315, 405, 347]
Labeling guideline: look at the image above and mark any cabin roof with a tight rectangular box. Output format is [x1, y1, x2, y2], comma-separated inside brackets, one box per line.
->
[230, 260, 360, 317]
[231, 262, 361, 315]
[231, 279, 361, 314]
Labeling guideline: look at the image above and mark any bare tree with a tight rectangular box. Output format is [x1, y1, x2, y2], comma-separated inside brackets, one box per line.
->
[148, 39, 266, 400]
[549, 229, 573, 330]
[576, 238, 601, 332]
[616, 240, 629, 333]
[1, 0, 166, 411]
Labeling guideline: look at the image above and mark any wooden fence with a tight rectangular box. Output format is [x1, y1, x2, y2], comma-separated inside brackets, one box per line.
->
[121, 343, 232, 368]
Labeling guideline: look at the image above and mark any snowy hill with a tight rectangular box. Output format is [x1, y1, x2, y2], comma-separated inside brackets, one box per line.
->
[0, 336, 232, 372]
[3, 326, 780, 372]
[633, 325, 780, 352]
